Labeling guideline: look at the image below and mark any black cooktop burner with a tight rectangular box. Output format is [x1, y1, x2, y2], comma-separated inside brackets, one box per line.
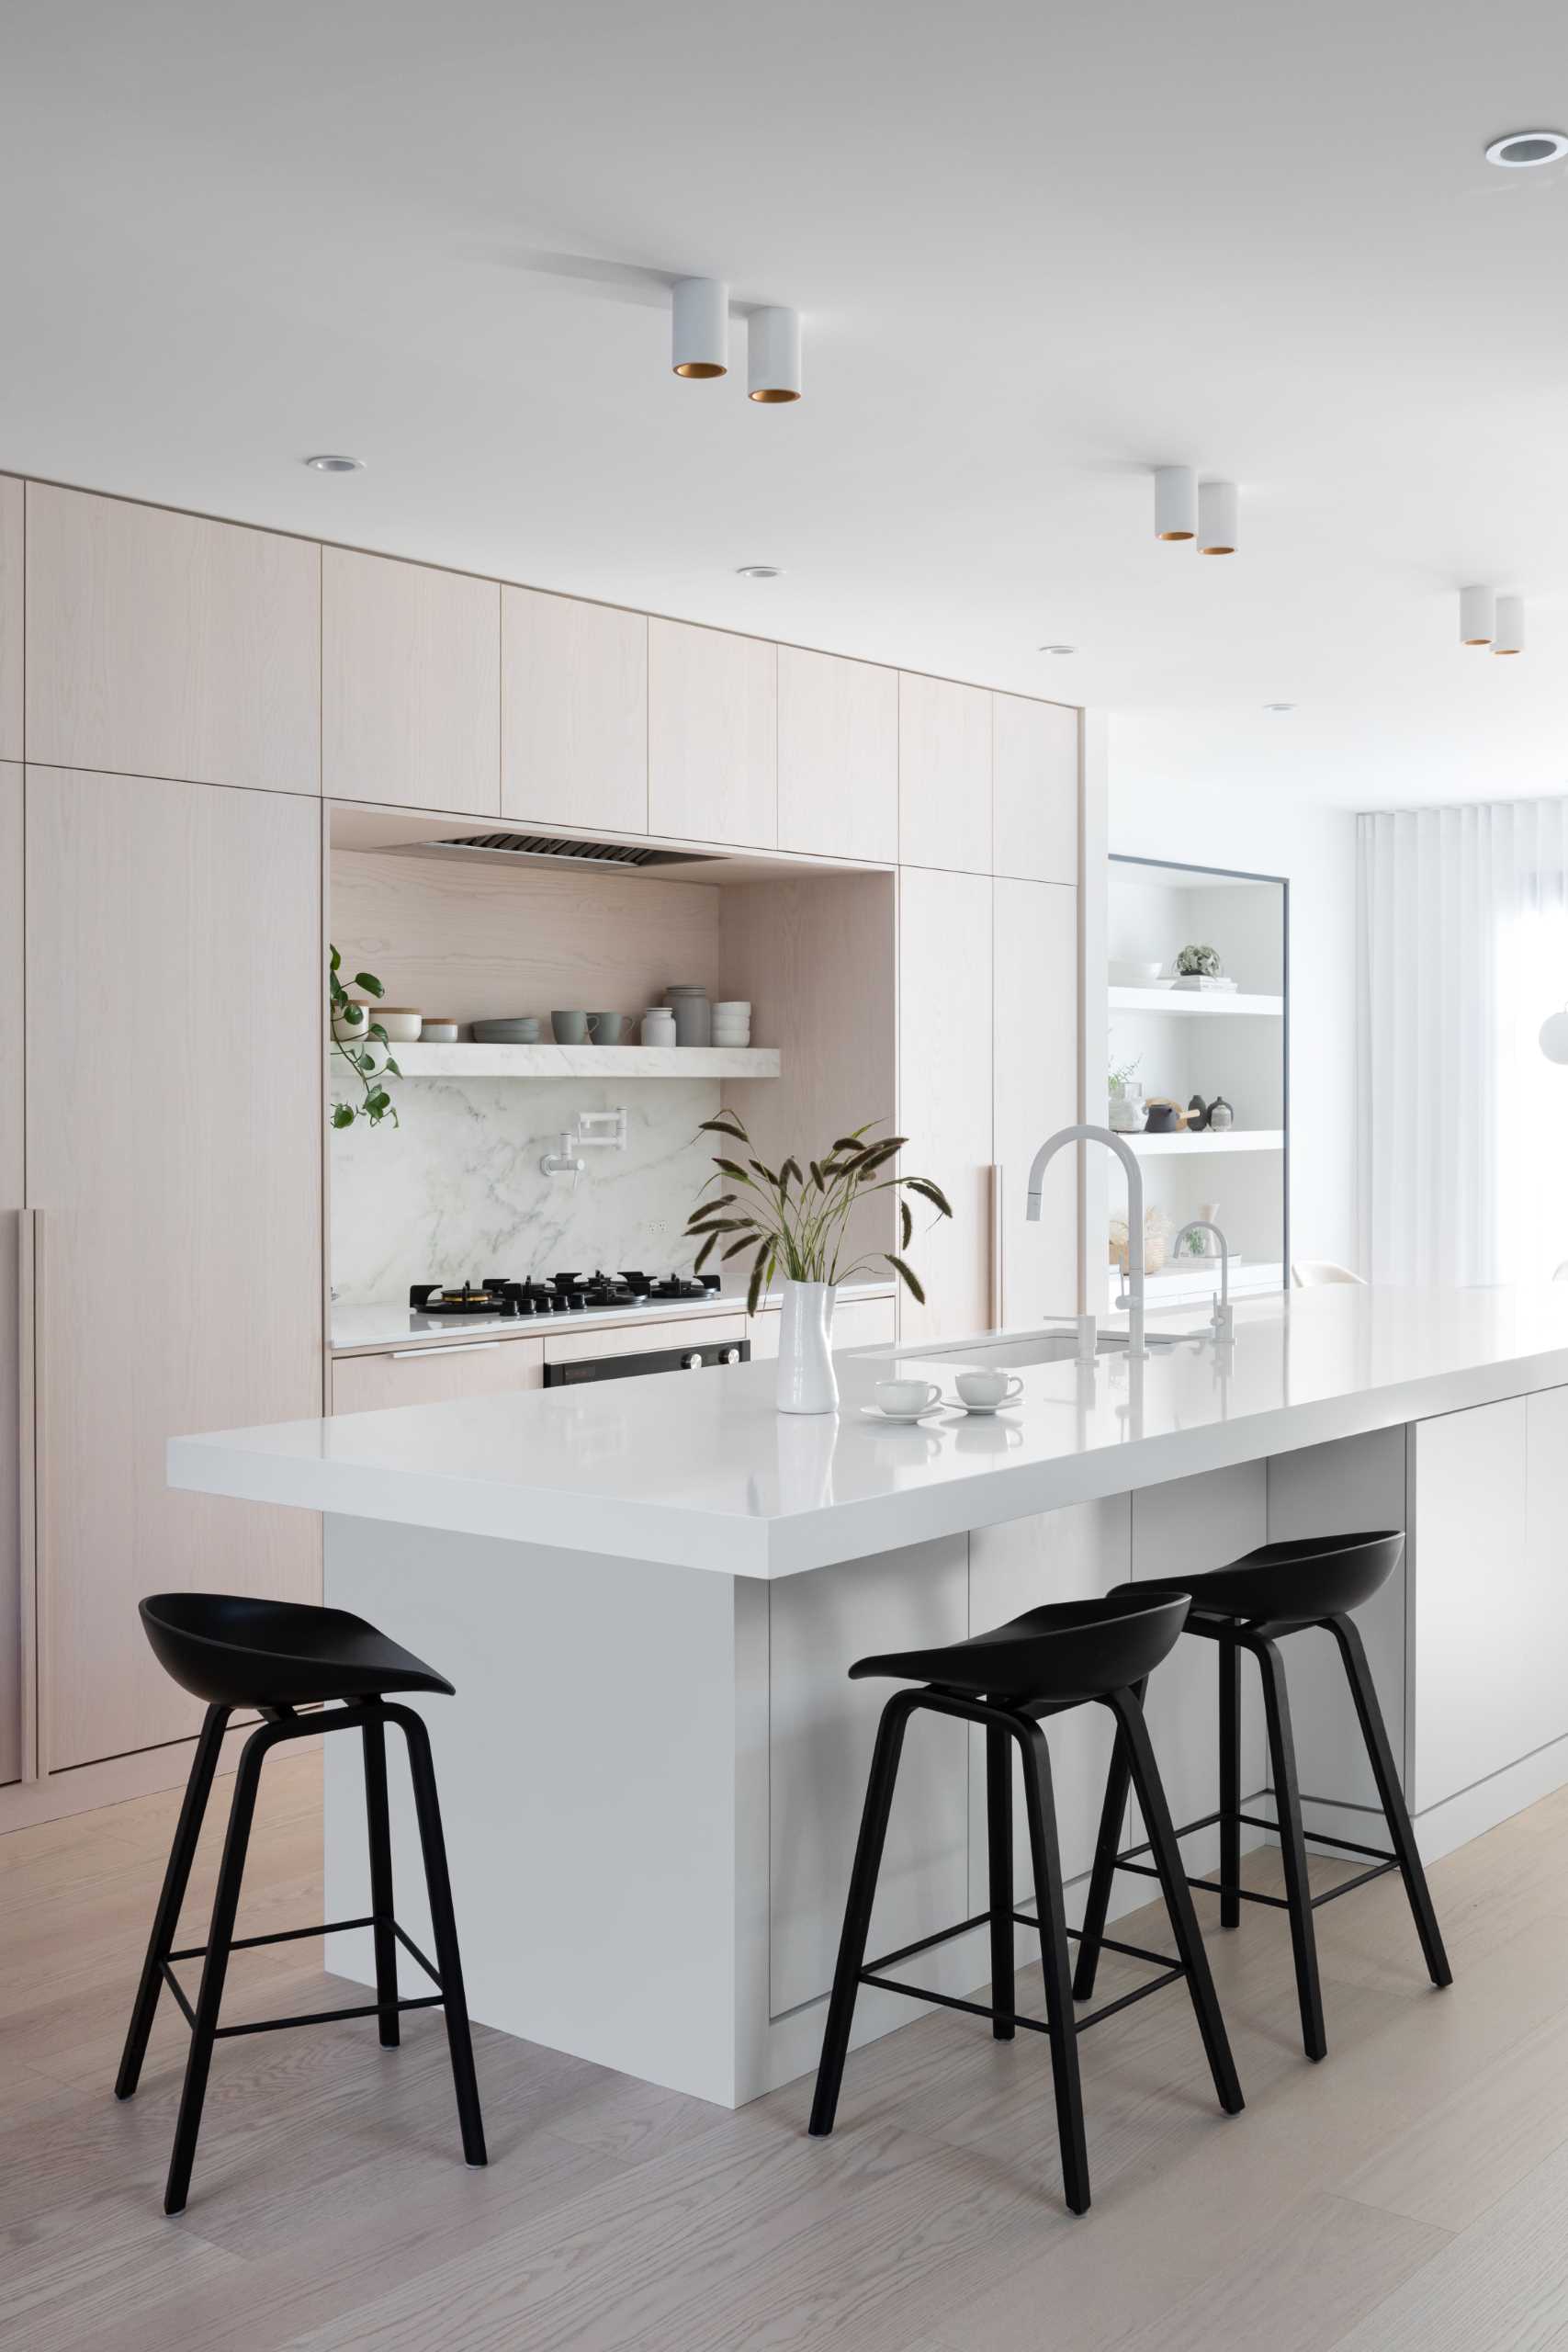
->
[411, 1271, 724, 1319]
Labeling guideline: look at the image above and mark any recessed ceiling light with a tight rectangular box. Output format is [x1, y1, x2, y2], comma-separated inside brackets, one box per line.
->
[1484, 130, 1568, 168]
[1263, 701, 1297, 714]
[1038, 644, 1077, 656]
[736, 564, 784, 579]
[304, 453, 365, 473]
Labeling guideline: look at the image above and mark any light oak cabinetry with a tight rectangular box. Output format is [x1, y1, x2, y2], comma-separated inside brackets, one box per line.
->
[502, 587, 648, 835]
[25, 484, 320, 794]
[897, 865, 995, 1341]
[776, 646, 897, 864]
[26, 769, 322, 1770]
[897, 672, 990, 874]
[323, 548, 499, 814]
[993, 878, 1078, 1324]
[0, 477, 20, 761]
[649, 618, 776, 849]
[993, 693, 1077, 885]
[333, 1338, 544, 1415]
[0, 765, 23, 1784]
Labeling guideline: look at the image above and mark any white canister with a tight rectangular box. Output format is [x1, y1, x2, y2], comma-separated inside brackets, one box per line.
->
[640, 1008, 677, 1047]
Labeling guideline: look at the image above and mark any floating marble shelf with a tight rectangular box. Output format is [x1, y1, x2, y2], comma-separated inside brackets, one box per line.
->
[391, 1043, 781, 1080]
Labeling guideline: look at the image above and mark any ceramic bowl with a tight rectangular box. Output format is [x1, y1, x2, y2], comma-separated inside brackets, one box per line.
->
[372, 1009, 423, 1043]
[420, 1018, 458, 1042]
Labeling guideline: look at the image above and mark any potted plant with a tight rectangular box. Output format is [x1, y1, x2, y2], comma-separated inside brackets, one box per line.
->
[684, 1112, 953, 1414]
[328, 946, 401, 1131]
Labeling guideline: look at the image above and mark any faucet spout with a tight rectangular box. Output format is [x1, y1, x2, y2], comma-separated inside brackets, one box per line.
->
[1026, 1122, 1147, 1359]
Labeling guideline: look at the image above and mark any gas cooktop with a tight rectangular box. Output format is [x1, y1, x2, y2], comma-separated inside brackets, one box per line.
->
[409, 1272, 722, 1319]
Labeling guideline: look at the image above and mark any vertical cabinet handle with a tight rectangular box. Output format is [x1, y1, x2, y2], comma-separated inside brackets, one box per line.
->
[17, 1209, 39, 1782]
[987, 1164, 1004, 1330]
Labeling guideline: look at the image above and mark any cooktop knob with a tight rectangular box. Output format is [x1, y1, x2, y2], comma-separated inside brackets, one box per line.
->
[682, 1351, 704, 1370]
[721, 1346, 741, 1364]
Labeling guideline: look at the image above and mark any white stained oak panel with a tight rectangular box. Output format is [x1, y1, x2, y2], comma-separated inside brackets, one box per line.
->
[776, 646, 897, 864]
[994, 877, 1078, 1325]
[323, 548, 500, 815]
[0, 477, 21, 760]
[897, 865, 994, 1342]
[897, 672, 990, 874]
[329, 844, 720, 1023]
[332, 1337, 544, 1414]
[992, 693, 1078, 885]
[648, 618, 776, 850]
[0, 766, 21, 1783]
[502, 587, 648, 836]
[769, 1534, 970, 2016]
[26, 769, 323, 1770]
[1412, 1398, 1530, 1815]
[25, 484, 320, 794]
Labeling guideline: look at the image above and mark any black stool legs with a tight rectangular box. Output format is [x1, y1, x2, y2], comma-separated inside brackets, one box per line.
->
[117, 1697, 485, 2213]
[1074, 1613, 1451, 2062]
[810, 1683, 1240, 2216]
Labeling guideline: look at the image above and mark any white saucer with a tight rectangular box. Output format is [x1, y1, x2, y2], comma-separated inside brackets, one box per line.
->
[859, 1403, 945, 1424]
[942, 1397, 1021, 1417]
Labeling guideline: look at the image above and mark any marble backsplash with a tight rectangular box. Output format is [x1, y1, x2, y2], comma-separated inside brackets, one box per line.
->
[331, 1073, 723, 1302]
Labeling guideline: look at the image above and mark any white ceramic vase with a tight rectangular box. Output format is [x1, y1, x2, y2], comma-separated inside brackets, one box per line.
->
[775, 1279, 839, 1415]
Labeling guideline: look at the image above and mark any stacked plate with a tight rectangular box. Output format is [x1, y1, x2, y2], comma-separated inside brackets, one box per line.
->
[712, 999, 751, 1046]
[472, 1015, 541, 1043]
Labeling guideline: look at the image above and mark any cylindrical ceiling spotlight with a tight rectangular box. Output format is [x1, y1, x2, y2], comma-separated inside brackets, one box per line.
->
[1494, 594, 1525, 656]
[748, 306, 802, 401]
[1198, 480, 1238, 554]
[1459, 585, 1495, 646]
[671, 277, 728, 379]
[1154, 466, 1197, 541]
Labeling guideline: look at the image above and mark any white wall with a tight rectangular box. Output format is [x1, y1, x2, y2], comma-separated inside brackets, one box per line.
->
[1107, 759, 1359, 1272]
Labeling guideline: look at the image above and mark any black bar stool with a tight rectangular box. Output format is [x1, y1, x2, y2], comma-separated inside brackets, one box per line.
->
[1073, 1533, 1451, 2063]
[116, 1593, 486, 2213]
[808, 1591, 1243, 2215]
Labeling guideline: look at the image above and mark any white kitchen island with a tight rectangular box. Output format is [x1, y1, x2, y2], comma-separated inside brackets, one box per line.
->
[168, 1286, 1568, 2106]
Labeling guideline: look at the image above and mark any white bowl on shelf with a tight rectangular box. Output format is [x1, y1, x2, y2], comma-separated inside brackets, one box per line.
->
[1109, 961, 1165, 988]
[371, 1008, 424, 1042]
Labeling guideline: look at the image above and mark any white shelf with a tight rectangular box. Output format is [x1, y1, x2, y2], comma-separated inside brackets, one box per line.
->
[1107, 1261, 1284, 1306]
[1109, 986, 1283, 1017]
[390, 1043, 781, 1080]
[1125, 1128, 1284, 1157]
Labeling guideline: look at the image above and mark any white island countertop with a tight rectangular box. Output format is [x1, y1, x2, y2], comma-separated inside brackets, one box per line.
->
[170, 1287, 1568, 1578]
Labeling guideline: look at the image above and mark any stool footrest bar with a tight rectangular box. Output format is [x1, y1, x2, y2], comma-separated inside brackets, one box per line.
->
[168, 1915, 377, 1963]
[213, 1994, 445, 2041]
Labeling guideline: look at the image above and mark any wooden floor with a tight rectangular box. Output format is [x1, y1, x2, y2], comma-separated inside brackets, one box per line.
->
[4, 1757, 1568, 2352]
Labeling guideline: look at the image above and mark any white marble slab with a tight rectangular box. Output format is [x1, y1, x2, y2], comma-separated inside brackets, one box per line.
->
[171, 1286, 1568, 1579]
[393, 1044, 779, 1078]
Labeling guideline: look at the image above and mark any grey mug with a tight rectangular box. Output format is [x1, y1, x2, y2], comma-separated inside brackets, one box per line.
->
[589, 1012, 625, 1044]
[551, 1011, 598, 1045]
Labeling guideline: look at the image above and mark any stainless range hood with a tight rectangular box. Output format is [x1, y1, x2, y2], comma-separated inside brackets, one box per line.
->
[389, 830, 721, 875]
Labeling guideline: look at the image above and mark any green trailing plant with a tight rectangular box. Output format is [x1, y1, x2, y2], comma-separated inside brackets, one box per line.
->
[684, 1110, 953, 1315]
[329, 946, 401, 1130]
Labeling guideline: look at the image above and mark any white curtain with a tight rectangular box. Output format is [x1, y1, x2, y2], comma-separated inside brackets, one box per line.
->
[1358, 798, 1568, 1285]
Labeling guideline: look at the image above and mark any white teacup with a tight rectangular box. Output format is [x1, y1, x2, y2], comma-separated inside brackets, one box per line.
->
[954, 1369, 1025, 1410]
[874, 1378, 942, 1418]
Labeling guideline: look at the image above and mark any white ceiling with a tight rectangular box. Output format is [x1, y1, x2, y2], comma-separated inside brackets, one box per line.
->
[5, 0, 1567, 808]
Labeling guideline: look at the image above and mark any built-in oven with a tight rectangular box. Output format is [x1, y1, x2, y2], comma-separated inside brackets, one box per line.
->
[542, 1337, 750, 1387]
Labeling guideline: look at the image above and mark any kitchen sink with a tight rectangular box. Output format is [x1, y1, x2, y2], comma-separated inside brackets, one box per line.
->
[919, 1325, 1185, 1371]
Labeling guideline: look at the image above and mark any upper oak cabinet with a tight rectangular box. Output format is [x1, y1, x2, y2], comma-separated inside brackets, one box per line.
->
[776, 646, 897, 865]
[0, 764, 22, 1786]
[0, 478, 20, 761]
[502, 587, 648, 835]
[898, 672, 990, 874]
[25, 484, 320, 794]
[993, 693, 1078, 885]
[323, 548, 500, 815]
[649, 617, 776, 850]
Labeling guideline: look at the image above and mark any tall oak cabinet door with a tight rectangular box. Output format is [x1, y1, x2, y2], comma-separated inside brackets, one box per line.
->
[897, 673, 990, 874]
[776, 646, 897, 864]
[0, 765, 23, 1783]
[26, 484, 320, 795]
[992, 695, 1078, 884]
[648, 618, 776, 849]
[897, 865, 994, 1342]
[323, 548, 500, 815]
[993, 877, 1078, 1324]
[502, 587, 648, 836]
[26, 770, 323, 1770]
[0, 477, 21, 761]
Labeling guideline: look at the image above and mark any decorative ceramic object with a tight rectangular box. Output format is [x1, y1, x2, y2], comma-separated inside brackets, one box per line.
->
[1175, 944, 1223, 978]
[1206, 1095, 1235, 1132]
[1109, 1092, 1145, 1133]
[1186, 1094, 1210, 1132]
[589, 1012, 626, 1044]
[1143, 1098, 1186, 1135]
[640, 1008, 677, 1046]
[776, 1279, 839, 1415]
[664, 986, 712, 1046]
[420, 1018, 458, 1043]
[551, 1011, 598, 1044]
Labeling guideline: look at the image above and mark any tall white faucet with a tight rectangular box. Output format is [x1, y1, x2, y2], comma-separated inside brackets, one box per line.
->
[1026, 1122, 1147, 1360]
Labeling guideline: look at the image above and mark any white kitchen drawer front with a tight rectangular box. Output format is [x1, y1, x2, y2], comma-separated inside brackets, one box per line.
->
[332, 1337, 544, 1415]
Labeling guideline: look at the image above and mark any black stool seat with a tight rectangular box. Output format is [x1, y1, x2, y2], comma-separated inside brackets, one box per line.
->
[140, 1592, 455, 1708]
[1074, 1527, 1450, 2065]
[812, 1589, 1242, 2216]
[851, 1590, 1191, 1708]
[1124, 1531, 1403, 1634]
[118, 1591, 483, 2213]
